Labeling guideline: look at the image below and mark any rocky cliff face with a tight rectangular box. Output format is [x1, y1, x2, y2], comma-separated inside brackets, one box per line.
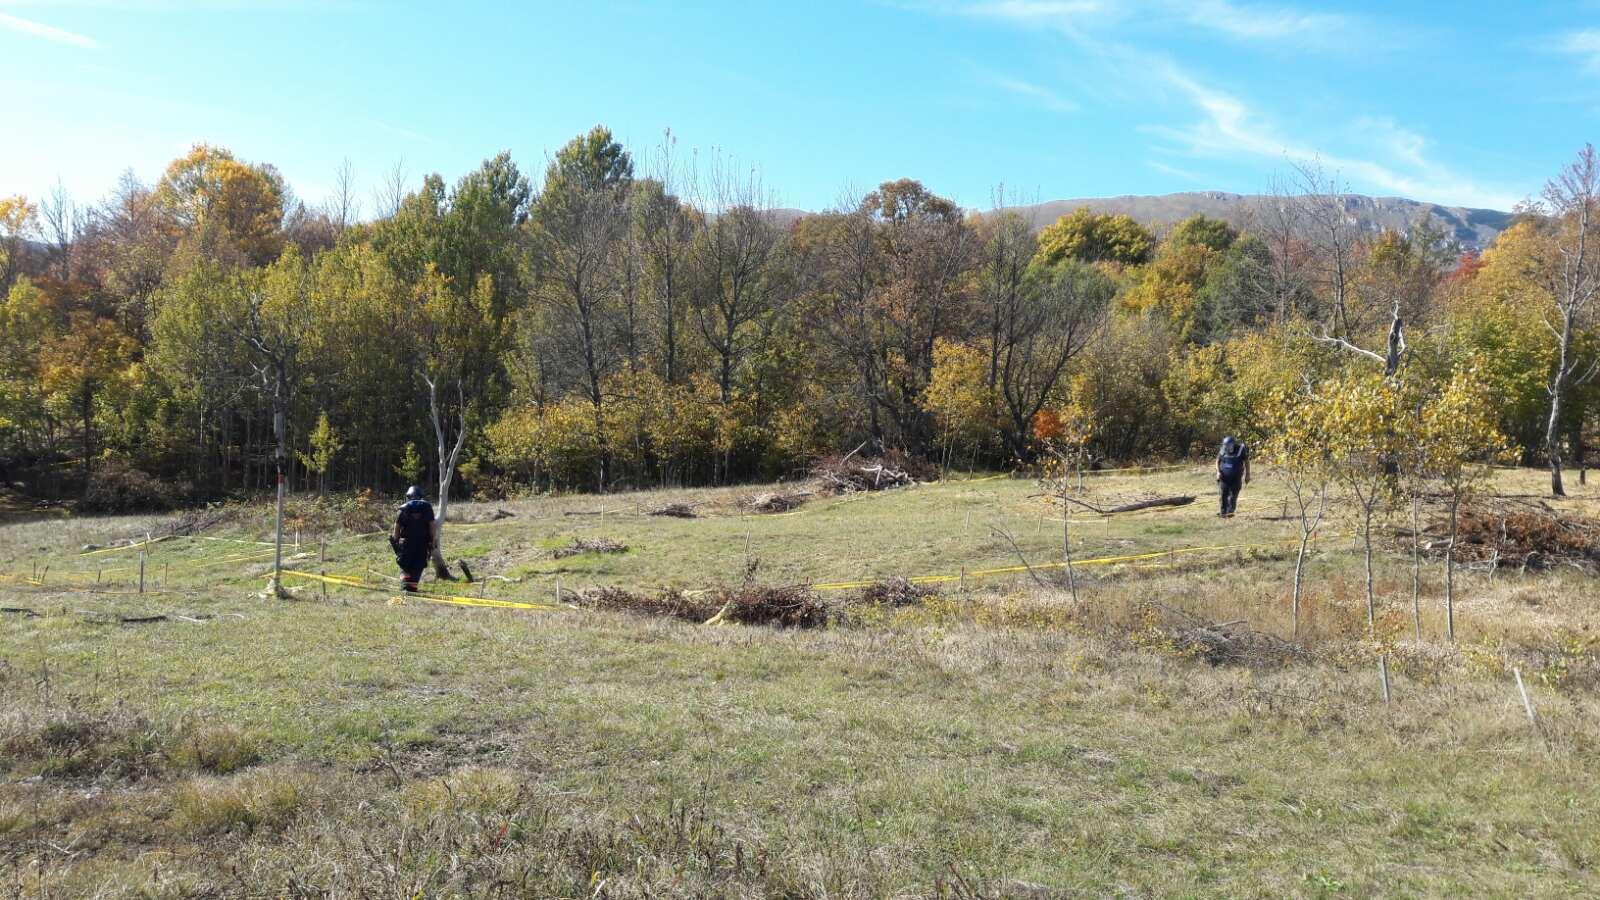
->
[996, 191, 1513, 250]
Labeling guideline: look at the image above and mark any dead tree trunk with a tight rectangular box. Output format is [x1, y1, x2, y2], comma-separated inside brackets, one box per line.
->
[424, 374, 467, 580]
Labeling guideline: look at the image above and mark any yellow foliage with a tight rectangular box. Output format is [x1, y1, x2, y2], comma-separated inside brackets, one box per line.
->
[923, 340, 998, 445]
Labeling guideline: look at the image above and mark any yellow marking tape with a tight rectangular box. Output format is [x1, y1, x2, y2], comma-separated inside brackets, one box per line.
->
[812, 537, 1316, 591]
[271, 569, 566, 612]
[79, 535, 176, 557]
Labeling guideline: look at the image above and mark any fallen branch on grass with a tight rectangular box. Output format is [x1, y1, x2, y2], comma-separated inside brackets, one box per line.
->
[552, 537, 628, 559]
[1047, 494, 1197, 515]
[1, 607, 39, 617]
[1149, 602, 1308, 667]
[648, 503, 697, 519]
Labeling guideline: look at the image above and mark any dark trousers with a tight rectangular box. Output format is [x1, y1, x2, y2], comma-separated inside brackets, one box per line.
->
[1219, 477, 1242, 516]
[400, 567, 423, 592]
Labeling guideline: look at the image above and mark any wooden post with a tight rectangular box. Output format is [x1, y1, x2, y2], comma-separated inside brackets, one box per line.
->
[555, 576, 562, 604]
[138, 552, 146, 594]
[1378, 654, 1391, 704]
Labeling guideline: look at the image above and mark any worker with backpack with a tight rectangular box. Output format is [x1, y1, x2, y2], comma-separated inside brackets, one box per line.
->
[1215, 436, 1251, 517]
[390, 486, 436, 592]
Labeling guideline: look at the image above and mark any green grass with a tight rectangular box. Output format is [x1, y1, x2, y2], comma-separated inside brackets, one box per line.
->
[2, 468, 1598, 896]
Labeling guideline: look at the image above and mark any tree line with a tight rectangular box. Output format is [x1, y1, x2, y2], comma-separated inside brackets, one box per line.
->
[0, 129, 1596, 512]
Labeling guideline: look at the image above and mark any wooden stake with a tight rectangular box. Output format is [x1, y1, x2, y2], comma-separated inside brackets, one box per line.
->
[1513, 667, 1540, 735]
[1378, 654, 1391, 704]
[138, 552, 146, 594]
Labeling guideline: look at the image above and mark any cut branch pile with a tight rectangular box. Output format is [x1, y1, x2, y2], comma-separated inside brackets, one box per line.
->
[1149, 603, 1308, 668]
[648, 503, 697, 519]
[1421, 506, 1600, 572]
[704, 582, 830, 628]
[573, 586, 707, 620]
[552, 537, 629, 559]
[857, 576, 940, 607]
[743, 490, 810, 514]
[573, 582, 830, 628]
[811, 453, 922, 495]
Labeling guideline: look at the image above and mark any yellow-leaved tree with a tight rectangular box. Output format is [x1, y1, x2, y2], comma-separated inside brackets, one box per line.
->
[1319, 372, 1408, 626]
[1402, 362, 1512, 641]
[1261, 385, 1334, 640]
[923, 339, 998, 470]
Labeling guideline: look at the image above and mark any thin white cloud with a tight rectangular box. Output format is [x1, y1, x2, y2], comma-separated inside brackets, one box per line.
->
[964, 0, 1116, 36]
[1148, 160, 1208, 183]
[1149, 61, 1522, 209]
[983, 72, 1079, 112]
[1559, 28, 1600, 73]
[0, 10, 98, 48]
[1176, 0, 1348, 42]
[964, 0, 1357, 45]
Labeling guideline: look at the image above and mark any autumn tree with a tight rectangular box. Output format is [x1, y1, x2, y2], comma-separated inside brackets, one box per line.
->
[1401, 362, 1508, 641]
[39, 312, 139, 495]
[154, 144, 287, 267]
[1035, 208, 1155, 267]
[0, 195, 39, 292]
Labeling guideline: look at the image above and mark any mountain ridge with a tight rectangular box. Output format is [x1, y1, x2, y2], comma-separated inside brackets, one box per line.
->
[770, 191, 1513, 251]
[995, 191, 1513, 250]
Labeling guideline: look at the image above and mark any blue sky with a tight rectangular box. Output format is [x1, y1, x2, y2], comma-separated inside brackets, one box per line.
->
[3, 0, 1598, 214]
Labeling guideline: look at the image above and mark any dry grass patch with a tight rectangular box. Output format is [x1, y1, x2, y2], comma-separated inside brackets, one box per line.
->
[171, 766, 315, 835]
[171, 723, 261, 774]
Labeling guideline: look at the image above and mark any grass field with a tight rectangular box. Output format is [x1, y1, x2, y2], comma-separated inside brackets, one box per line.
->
[2, 466, 1599, 897]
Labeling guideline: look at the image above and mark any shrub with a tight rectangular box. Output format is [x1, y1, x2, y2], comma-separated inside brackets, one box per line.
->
[78, 460, 192, 513]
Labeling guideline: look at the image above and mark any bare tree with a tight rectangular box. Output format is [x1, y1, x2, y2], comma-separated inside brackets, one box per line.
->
[374, 160, 408, 220]
[232, 278, 307, 599]
[1295, 163, 1362, 338]
[1536, 144, 1600, 497]
[40, 181, 77, 281]
[530, 180, 630, 490]
[976, 205, 1035, 393]
[687, 156, 787, 405]
[331, 157, 360, 232]
[995, 261, 1114, 461]
[1256, 174, 1313, 325]
[635, 131, 695, 385]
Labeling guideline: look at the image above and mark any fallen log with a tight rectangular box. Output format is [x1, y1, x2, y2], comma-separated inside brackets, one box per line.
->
[1057, 495, 1196, 515]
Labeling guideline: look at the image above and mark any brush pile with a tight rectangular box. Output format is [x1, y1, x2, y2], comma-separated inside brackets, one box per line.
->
[743, 490, 810, 514]
[571, 582, 830, 628]
[1148, 603, 1307, 668]
[704, 582, 831, 628]
[1423, 505, 1600, 572]
[857, 576, 940, 607]
[552, 537, 629, 559]
[648, 503, 697, 519]
[573, 586, 707, 620]
[811, 450, 934, 495]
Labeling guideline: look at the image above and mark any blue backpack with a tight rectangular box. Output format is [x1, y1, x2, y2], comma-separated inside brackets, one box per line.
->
[1218, 443, 1246, 479]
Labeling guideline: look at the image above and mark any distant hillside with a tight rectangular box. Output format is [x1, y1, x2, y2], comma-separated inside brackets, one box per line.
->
[995, 191, 1514, 251]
